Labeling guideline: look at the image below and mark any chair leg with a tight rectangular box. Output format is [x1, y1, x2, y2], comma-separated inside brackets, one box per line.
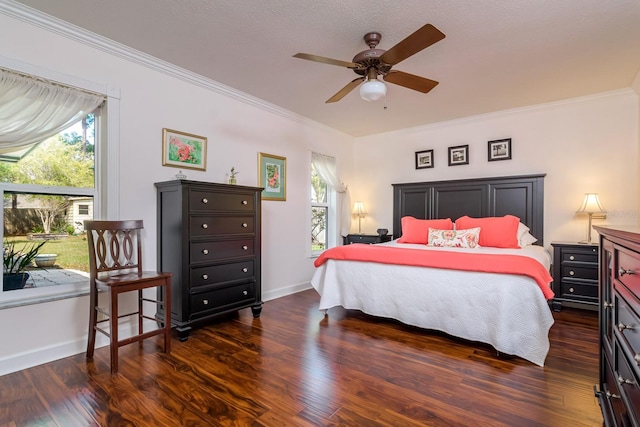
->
[138, 288, 143, 340]
[163, 279, 171, 354]
[110, 288, 119, 374]
[86, 283, 97, 359]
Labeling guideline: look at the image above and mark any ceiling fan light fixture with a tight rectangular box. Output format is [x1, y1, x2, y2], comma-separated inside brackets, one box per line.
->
[359, 78, 386, 102]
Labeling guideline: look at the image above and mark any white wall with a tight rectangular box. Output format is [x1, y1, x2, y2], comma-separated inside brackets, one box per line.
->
[352, 90, 639, 250]
[0, 10, 355, 374]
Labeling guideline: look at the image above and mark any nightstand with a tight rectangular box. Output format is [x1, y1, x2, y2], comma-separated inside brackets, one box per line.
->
[343, 234, 392, 245]
[550, 242, 599, 311]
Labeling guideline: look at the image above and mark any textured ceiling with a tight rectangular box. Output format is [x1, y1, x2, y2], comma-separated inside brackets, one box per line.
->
[10, 0, 640, 137]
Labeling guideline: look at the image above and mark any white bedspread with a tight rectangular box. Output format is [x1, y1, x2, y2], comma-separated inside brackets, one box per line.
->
[310, 241, 555, 366]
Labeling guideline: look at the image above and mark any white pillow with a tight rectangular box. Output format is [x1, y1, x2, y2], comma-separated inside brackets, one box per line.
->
[428, 227, 481, 248]
[518, 222, 538, 246]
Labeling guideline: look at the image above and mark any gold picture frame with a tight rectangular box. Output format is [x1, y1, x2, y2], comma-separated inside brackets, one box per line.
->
[258, 152, 286, 201]
[162, 128, 207, 171]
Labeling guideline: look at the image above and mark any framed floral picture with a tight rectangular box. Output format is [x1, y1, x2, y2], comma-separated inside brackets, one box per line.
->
[162, 128, 207, 171]
[258, 152, 286, 201]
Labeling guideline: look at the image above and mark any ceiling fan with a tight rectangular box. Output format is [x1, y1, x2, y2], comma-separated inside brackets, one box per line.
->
[293, 23, 445, 103]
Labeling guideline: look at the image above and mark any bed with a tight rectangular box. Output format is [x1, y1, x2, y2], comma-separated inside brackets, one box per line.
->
[310, 174, 555, 366]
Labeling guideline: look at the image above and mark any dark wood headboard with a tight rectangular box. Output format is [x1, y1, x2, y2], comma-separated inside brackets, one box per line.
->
[392, 174, 545, 245]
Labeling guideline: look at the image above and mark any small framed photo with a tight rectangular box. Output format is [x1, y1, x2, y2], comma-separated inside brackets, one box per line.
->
[258, 152, 286, 201]
[162, 128, 207, 171]
[488, 138, 512, 161]
[415, 149, 434, 169]
[448, 145, 469, 166]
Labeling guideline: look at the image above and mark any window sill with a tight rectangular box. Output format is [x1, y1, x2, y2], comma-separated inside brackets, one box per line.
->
[0, 281, 89, 310]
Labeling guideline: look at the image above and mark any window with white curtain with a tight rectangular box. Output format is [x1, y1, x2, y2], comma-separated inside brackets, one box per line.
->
[310, 152, 350, 256]
[0, 66, 106, 302]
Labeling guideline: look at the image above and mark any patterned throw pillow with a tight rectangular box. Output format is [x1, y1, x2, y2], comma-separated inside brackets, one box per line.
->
[428, 227, 481, 248]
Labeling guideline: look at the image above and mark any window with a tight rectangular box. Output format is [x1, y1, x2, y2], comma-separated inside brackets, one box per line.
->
[311, 163, 328, 255]
[1, 112, 100, 295]
[310, 152, 343, 256]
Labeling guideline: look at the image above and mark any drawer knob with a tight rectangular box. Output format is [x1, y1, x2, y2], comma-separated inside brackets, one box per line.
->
[617, 322, 633, 332]
[202, 249, 209, 255]
[569, 255, 575, 261]
[242, 267, 248, 273]
[243, 290, 248, 296]
[604, 301, 614, 309]
[242, 223, 248, 228]
[203, 299, 209, 305]
[242, 200, 248, 205]
[634, 353, 640, 364]
[569, 270, 575, 276]
[202, 223, 208, 229]
[242, 245, 248, 250]
[568, 287, 574, 293]
[606, 391, 621, 399]
[202, 274, 208, 280]
[620, 267, 636, 276]
[618, 375, 634, 385]
[202, 198, 208, 204]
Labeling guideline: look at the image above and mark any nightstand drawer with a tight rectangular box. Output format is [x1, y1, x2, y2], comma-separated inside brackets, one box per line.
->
[559, 281, 598, 301]
[561, 265, 598, 281]
[561, 250, 597, 263]
[343, 234, 392, 245]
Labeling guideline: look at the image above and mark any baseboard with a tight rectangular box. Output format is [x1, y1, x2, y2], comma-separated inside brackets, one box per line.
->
[0, 319, 153, 377]
[262, 282, 312, 302]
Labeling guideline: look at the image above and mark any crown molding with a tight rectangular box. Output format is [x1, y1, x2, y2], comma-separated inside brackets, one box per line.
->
[0, 0, 324, 130]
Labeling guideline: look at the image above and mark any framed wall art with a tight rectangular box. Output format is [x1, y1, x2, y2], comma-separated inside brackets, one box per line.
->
[448, 144, 469, 166]
[258, 152, 286, 201]
[162, 128, 207, 171]
[415, 149, 434, 169]
[488, 138, 512, 161]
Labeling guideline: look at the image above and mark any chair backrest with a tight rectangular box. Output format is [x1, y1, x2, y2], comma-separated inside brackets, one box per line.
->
[85, 220, 144, 279]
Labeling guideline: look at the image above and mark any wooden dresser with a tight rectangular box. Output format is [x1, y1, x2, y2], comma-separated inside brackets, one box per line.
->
[155, 180, 262, 341]
[594, 225, 640, 426]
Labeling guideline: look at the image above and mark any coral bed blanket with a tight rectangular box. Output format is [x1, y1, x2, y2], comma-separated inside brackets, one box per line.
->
[314, 244, 554, 300]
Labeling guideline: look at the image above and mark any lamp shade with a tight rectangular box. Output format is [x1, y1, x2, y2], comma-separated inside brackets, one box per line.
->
[353, 201, 367, 216]
[359, 79, 386, 102]
[576, 193, 606, 214]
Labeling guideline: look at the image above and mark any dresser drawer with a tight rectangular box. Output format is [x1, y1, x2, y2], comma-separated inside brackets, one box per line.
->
[190, 215, 255, 237]
[561, 265, 598, 281]
[616, 340, 640, 422]
[602, 350, 630, 426]
[190, 282, 255, 315]
[191, 239, 254, 263]
[617, 248, 640, 296]
[614, 288, 640, 371]
[190, 190, 255, 212]
[190, 260, 254, 288]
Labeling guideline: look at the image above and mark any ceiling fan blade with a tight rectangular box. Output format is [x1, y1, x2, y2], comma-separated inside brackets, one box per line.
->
[326, 77, 364, 103]
[383, 71, 439, 93]
[380, 24, 445, 66]
[293, 53, 358, 68]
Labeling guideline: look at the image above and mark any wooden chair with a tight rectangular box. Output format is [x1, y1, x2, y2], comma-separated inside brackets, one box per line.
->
[85, 220, 172, 374]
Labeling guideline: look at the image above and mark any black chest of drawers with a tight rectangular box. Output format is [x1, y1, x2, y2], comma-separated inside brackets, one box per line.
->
[155, 180, 262, 341]
[551, 242, 599, 311]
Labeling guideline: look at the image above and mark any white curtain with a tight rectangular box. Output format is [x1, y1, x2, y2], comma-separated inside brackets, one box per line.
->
[0, 68, 104, 154]
[311, 152, 351, 237]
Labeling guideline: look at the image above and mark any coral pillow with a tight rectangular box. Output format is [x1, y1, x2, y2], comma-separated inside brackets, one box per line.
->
[455, 215, 521, 248]
[397, 216, 453, 244]
[428, 227, 481, 248]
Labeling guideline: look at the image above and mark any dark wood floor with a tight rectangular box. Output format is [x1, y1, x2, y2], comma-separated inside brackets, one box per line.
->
[0, 289, 602, 426]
